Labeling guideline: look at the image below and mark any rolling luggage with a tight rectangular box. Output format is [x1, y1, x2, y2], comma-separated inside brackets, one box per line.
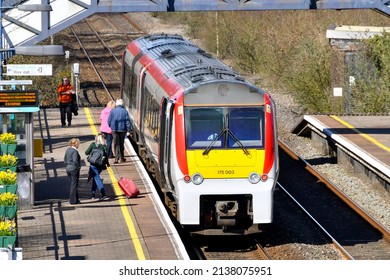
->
[118, 177, 140, 198]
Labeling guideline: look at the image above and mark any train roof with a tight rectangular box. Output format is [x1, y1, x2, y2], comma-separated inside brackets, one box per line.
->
[127, 34, 256, 91]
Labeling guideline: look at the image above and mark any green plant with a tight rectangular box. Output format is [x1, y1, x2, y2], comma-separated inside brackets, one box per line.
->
[0, 154, 18, 168]
[284, 38, 332, 113]
[0, 170, 17, 185]
[0, 133, 17, 144]
[0, 192, 18, 206]
[348, 33, 390, 113]
[175, 10, 390, 114]
[0, 220, 16, 236]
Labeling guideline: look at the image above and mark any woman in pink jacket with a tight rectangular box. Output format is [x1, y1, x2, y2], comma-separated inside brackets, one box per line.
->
[100, 100, 116, 158]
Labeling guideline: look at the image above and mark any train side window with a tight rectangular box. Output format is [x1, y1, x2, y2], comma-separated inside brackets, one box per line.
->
[123, 63, 132, 106]
[144, 89, 160, 142]
[130, 73, 137, 109]
[185, 108, 223, 148]
[228, 108, 264, 148]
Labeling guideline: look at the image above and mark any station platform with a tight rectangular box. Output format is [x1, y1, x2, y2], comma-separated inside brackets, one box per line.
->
[292, 114, 390, 192]
[14, 107, 189, 260]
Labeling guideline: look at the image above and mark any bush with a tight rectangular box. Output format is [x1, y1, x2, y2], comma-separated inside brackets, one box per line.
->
[348, 32, 390, 113]
[7, 52, 72, 108]
[284, 38, 333, 113]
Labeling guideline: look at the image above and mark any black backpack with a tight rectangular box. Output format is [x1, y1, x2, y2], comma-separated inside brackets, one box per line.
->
[87, 146, 105, 167]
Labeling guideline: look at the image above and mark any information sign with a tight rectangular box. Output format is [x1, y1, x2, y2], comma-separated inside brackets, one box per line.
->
[5, 64, 52, 76]
[0, 91, 38, 107]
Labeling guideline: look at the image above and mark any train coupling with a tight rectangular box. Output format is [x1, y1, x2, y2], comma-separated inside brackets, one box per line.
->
[215, 200, 239, 226]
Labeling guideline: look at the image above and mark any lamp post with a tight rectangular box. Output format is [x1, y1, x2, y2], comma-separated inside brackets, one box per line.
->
[73, 63, 80, 107]
[1, 3, 4, 80]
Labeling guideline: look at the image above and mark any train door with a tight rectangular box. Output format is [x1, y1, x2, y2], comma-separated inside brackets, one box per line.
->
[159, 99, 177, 216]
[137, 68, 147, 132]
[159, 98, 168, 184]
[139, 69, 149, 135]
[135, 68, 148, 161]
[161, 100, 175, 191]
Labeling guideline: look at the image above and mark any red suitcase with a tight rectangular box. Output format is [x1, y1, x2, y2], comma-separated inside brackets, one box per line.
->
[118, 177, 140, 198]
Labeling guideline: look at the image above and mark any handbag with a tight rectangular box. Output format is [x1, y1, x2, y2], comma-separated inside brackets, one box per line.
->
[71, 94, 78, 116]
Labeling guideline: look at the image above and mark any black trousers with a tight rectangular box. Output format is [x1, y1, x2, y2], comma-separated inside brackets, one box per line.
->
[67, 169, 80, 204]
[60, 102, 72, 125]
[112, 131, 126, 160]
[102, 132, 113, 158]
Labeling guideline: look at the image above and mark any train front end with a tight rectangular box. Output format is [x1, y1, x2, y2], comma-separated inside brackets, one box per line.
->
[173, 81, 279, 235]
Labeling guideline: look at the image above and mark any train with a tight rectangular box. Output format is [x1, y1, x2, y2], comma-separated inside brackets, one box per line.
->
[120, 34, 279, 235]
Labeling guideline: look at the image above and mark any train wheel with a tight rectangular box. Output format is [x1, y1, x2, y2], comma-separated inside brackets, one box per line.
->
[138, 146, 147, 161]
[164, 191, 177, 219]
[149, 163, 156, 179]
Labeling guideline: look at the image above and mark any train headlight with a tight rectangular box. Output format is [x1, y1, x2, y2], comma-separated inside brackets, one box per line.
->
[192, 173, 204, 185]
[248, 172, 261, 184]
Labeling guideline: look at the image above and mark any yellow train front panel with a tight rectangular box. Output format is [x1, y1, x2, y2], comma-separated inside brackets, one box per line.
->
[186, 149, 265, 178]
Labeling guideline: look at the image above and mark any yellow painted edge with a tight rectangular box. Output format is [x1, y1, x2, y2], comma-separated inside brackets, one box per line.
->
[84, 107, 146, 260]
[330, 115, 390, 153]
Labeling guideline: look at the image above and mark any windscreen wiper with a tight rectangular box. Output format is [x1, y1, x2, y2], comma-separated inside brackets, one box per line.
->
[226, 129, 250, 156]
[202, 128, 250, 156]
[202, 128, 226, 156]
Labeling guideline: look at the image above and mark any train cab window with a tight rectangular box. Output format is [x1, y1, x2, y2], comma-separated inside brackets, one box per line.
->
[227, 108, 264, 148]
[185, 107, 264, 149]
[185, 108, 223, 148]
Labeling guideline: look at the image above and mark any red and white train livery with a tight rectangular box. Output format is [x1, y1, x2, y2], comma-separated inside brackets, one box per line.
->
[121, 34, 279, 235]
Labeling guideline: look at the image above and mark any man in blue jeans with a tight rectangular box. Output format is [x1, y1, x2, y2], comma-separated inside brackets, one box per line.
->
[108, 99, 131, 164]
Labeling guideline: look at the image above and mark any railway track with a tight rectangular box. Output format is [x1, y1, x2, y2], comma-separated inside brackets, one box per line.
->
[273, 140, 390, 260]
[188, 140, 390, 260]
[66, 14, 147, 107]
[190, 236, 271, 260]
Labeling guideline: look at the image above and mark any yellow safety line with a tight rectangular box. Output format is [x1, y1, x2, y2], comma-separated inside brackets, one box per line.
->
[330, 115, 390, 153]
[84, 107, 146, 260]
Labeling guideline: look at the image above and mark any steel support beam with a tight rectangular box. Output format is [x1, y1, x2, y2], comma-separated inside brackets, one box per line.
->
[0, 0, 389, 50]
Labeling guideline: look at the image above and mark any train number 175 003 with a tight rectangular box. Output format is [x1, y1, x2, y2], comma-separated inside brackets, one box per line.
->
[217, 170, 235, 175]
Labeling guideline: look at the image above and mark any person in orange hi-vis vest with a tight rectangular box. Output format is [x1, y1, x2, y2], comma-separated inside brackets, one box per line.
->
[57, 77, 76, 127]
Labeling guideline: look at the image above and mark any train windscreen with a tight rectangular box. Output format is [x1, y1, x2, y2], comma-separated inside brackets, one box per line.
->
[185, 107, 264, 149]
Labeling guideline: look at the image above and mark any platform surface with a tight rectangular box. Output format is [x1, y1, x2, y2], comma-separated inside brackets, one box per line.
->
[15, 107, 188, 260]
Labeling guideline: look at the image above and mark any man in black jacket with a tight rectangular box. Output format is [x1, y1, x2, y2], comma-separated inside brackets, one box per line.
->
[108, 99, 131, 164]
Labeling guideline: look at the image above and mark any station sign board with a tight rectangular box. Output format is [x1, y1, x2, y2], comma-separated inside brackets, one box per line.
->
[5, 64, 52, 76]
[0, 90, 38, 107]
